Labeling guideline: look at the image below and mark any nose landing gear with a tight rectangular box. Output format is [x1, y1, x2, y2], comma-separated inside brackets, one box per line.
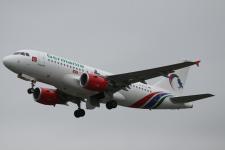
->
[27, 80, 36, 94]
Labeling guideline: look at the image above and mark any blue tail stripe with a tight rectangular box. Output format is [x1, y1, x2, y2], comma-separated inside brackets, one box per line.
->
[144, 93, 168, 109]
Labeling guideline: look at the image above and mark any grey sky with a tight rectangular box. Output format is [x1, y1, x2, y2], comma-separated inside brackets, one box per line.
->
[0, 0, 224, 150]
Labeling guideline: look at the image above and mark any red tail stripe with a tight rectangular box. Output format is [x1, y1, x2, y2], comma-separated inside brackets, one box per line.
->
[130, 92, 159, 108]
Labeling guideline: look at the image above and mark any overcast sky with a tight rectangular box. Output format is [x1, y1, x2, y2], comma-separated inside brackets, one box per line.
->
[0, 0, 225, 150]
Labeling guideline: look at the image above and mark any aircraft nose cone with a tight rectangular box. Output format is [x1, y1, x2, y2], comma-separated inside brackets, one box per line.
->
[3, 55, 21, 73]
[3, 55, 14, 69]
[3, 56, 10, 67]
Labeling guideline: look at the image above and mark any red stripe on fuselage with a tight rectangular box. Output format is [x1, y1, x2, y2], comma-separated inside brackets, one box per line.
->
[130, 92, 159, 108]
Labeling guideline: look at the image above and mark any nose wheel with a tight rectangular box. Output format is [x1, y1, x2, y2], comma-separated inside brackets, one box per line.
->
[27, 80, 36, 94]
[27, 88, 35, 94]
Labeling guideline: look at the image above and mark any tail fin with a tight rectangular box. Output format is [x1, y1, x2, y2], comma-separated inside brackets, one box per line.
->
[154, 66, 190, 95]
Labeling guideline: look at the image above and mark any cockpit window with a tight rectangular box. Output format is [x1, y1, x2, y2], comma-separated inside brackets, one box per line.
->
[13, 52, 30, 57]
[14, 52, 20, 55]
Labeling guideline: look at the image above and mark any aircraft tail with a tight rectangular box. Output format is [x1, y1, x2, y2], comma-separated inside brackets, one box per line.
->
[154, 64, 192, 95]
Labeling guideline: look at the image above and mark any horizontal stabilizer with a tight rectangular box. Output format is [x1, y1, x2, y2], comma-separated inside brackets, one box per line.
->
[171, 94, 214, 103]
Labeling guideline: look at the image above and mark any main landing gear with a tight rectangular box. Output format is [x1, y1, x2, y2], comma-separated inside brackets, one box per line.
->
[27, 80, 36, 94]
[74, 109, 85, 118]
[106, 100, 117, 110]
[74, 101, 85, 118]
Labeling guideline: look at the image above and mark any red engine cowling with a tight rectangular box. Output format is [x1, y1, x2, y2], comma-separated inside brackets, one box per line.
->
[33, 88, 60, 106]
[80, 73, 108, 92]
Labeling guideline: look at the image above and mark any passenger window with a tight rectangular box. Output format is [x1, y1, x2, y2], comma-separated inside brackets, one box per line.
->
[26, 53, 30, 56]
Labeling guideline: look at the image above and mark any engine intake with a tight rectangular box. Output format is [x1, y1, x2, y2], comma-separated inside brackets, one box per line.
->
[33, 88, 60, 106]
[80, 73, 108, 92]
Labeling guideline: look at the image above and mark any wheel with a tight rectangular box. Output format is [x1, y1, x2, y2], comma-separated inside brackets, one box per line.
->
[111, 100, 117, 108]
[106, 101, 117, 110]
[27, 88, 34, 94]
[74, 110, 80, 118]
[106, 102, 112, 109]
[74, 109, 85, 118]
[79, 109, 85, 117]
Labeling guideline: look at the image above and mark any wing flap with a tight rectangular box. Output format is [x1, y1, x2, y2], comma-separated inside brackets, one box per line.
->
[171, 94, 214, 103]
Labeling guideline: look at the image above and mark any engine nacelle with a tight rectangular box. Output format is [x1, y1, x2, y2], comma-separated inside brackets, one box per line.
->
[33, 88, 60, 106]
[80, 73, 108, 92]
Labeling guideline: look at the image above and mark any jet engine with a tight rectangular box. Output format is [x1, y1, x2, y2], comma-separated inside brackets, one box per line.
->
[33, 88, 61, 106]
[80, 73, 108, 92]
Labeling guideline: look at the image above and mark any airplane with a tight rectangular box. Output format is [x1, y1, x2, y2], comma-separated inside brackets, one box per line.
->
[3, 50, 214, 118]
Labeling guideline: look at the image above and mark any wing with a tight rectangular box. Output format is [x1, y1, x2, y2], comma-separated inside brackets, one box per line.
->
[57, 89, 85, 104]
[106, 60, 200, 92]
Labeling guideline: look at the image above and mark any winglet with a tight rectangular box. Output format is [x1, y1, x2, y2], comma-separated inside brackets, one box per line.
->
[195, 60, 201, 67]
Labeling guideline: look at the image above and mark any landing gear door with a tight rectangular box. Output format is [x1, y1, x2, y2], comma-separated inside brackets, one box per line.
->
[37, 53, 45, 67]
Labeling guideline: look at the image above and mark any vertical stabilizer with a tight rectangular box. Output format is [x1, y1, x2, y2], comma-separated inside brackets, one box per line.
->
[154, 66, 190, 95]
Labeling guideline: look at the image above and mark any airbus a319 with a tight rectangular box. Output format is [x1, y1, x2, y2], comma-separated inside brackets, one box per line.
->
[3, 50, 214, 118]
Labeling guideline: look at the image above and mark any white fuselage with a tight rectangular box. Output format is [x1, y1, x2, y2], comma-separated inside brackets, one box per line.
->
[3, 50, 192, 109]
